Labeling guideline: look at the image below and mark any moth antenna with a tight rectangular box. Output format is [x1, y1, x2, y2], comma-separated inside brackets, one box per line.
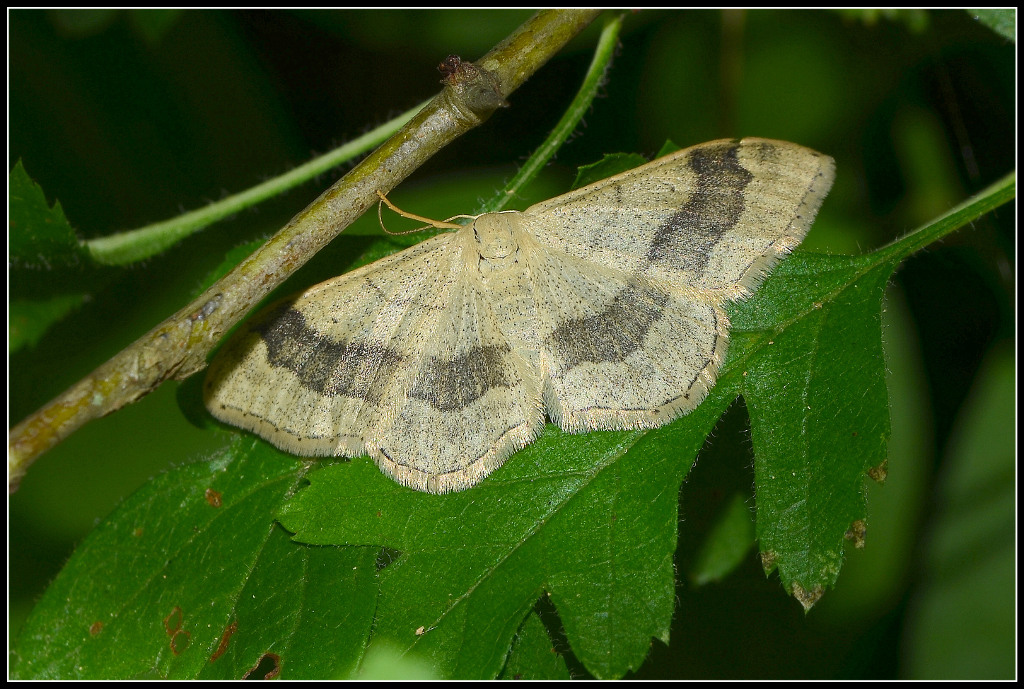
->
[376, 190, 464, 235]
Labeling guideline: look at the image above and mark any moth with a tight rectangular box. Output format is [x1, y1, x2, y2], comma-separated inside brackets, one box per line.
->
[204, 138, 835, 493]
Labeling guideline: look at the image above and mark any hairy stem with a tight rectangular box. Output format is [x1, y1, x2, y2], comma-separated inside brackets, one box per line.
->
[85, 101, 427, 266]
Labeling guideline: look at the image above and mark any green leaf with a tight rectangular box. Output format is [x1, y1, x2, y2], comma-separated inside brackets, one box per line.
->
[499, 612, 571, 679]
[734, 252, 891, 608]
[355, 640, 442, 680]
[967, 8, 1015, 41]
[567, 138, 694, 195]
[10, 439, 378, 679]
[9, 293, 88, 352]
[8, 160, 87, 269]
[195, 526, 378, 680]
[690, 492, 755, 586]
[8, 161, 96, 353]
[278, 419, 716, 679]
[571, 152, 648, 190]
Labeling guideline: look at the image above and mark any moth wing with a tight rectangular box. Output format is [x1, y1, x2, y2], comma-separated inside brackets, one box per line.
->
[205, 234, 457, 459]
[367, 229, 544, 494]
[523, 137, 834, 301]
[204, 229, 542, 494]
[517, 232, 727, 432]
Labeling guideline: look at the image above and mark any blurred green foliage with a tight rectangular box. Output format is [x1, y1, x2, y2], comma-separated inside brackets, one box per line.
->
[8, 9, 1015, 678]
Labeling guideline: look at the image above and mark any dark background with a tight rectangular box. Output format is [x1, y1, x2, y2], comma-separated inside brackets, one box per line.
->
[8, 9, 1015, 678]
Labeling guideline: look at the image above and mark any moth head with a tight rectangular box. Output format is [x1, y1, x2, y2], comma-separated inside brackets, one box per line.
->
[471, 212, 520, 268]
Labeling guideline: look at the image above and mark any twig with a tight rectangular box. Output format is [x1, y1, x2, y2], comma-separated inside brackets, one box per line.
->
[8, 9, 603, 492]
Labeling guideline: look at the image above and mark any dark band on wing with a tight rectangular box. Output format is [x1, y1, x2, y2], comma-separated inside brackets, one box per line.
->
[545, 284, 669, 370]
[647, 140, 754, 275]
[409, 344, 514, 412]
[560, 304, 723, 416]
[256, 307, 403, 403]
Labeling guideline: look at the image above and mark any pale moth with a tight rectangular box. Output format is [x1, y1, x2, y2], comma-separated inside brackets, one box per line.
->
[204, 138, 835, 493]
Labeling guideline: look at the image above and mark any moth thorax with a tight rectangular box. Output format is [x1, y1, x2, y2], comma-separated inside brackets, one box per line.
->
[472, 213, 520, 272]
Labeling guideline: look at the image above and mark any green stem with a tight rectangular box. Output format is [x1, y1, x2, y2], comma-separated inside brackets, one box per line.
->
[877, 171, 1015, 262]
[478, 12, 625, 215]
[84, 101, 427, 266]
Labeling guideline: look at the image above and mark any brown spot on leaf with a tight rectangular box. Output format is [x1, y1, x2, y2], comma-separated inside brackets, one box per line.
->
[867, 459, 888, 483]
[164, 606, 183, 635]
[210, 621, 238, 662]
[791, 582, 824, 611]
[245, 653, 281, 680]
[845, 520, 867, 548]
[133, 527, 144, 538]
[759, 550, 778, 572]
[205, 488, 223, 508]
[171, 629, 191, 655]
[89, 621, 103, 636]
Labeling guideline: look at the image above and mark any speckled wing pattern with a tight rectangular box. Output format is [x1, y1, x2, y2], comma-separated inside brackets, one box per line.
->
[204, 138, 835, 493]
